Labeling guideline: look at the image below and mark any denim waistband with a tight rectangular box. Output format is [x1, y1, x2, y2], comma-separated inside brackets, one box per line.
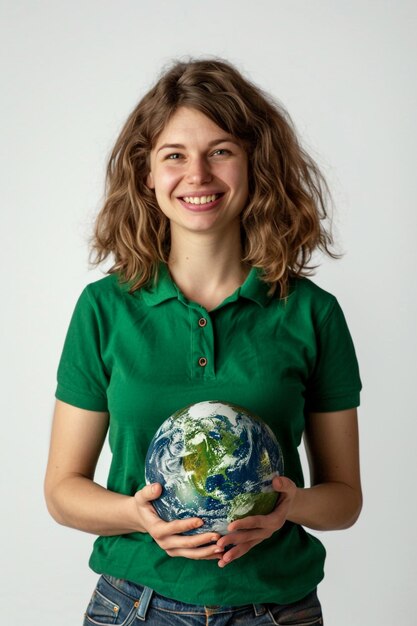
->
[102, 575, 267, 618]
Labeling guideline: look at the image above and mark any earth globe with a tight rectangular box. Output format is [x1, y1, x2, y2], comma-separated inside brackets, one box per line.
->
[145, 400, 284, 535]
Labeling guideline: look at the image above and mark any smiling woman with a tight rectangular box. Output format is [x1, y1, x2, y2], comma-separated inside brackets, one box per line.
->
[146, 107, 249, 243]
[45, 58, 362, 625]
[90, 58, 335, 298]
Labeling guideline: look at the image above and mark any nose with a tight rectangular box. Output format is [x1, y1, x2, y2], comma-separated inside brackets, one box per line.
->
[185, 156, 213, 184]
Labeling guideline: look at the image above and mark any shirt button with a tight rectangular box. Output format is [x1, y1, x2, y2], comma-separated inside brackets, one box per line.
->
[198, 357, 207, 367]
[198, 317, 207, 327]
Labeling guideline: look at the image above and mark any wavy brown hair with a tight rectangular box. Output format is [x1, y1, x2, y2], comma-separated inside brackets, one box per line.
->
[91, 58, 337, 297]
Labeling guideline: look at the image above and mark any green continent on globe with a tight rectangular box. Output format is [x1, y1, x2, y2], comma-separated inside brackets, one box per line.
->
[230, 491, 278, 520]
[182, 416, 240, 503]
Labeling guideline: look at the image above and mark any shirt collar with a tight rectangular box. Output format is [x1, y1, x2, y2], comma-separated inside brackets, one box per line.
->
[141, 263, 178, 306]
[141, 263, 272, 308]
[239, 266, 272, 307]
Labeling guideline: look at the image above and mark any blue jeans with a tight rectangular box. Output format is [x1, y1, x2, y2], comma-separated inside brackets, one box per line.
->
[83, 575, 323, 625]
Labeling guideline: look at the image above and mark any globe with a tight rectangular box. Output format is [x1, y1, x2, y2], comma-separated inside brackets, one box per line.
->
[145, 400, 284, 535]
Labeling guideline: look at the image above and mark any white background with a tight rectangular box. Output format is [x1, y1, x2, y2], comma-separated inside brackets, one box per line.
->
[1, 1, 416, 624]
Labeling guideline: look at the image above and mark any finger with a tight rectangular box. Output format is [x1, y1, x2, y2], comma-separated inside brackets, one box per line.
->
[167, 542, 225, 560]
[135, 490, 206, 535]
[229, 508, 288, 533]
[227, 515, 270, 532]
[135, 483, 163, 503]
[154, 517, 206, 537]
[216, 522, 281, 551]
[151, 520, 222, 551]
[159, 530, 221, 551]
[272, 475, 296, 495]
[217, 540, 258, 568]
[218, 510, 289, 548]
[216, 528, 268, 550]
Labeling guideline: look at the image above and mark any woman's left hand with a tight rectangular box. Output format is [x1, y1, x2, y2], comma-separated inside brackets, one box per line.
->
[215, 475, 297, 568]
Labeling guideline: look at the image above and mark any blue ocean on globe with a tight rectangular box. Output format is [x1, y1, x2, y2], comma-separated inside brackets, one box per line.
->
[145, 400, 284, 535]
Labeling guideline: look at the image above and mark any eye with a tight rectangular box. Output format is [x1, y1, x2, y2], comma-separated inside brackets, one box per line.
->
[166, 153, 182, 160]
[212, 148, 231, 157]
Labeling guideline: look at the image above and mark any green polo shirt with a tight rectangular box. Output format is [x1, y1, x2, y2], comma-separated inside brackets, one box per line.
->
[56, 264, 361, 606]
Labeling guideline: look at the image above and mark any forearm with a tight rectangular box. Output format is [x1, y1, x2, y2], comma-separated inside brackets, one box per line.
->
[287, 481, 363, 531]
[45, 474, 144, 536]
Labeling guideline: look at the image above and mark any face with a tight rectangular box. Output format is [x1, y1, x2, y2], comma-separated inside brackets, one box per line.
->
[146, 107, 248, 240]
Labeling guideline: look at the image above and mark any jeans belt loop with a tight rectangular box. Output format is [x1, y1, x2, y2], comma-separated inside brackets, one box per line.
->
[253, 603, 266, 616]
[136, 586, 154, 621]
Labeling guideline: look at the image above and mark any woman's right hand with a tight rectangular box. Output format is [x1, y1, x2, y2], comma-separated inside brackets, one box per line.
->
[45, 401, 223, 560]
[134, 483, 224, 560]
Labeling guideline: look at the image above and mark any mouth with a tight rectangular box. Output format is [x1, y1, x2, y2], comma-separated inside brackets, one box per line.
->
[181, 193, 222, 205]
[178, 193, 224, 211]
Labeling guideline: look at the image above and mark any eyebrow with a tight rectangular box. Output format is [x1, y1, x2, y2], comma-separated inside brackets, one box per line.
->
[156, 138, 240, 153]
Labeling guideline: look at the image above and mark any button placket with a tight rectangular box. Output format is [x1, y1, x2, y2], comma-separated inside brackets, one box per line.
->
[191, 309, 215, 379]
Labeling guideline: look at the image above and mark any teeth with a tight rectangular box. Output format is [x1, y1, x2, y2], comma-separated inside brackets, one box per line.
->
[183, 194, 219, 205]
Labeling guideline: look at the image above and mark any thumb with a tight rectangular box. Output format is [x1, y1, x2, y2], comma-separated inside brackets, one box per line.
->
[135, 482, 163, 503]
[272, 475, 295, 494]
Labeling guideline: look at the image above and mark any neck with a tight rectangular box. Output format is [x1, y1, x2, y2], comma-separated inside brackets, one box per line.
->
[167, 229, 249, 310]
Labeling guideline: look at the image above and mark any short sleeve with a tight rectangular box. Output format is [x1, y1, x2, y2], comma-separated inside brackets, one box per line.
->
[55, 287, 109, 411]
[305, 299, 362, 413]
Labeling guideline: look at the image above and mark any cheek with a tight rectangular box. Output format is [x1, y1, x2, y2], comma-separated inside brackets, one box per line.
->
[153, 167, 182, 197]
[228, 165, 249, 200]
[222, 158, 248, 188]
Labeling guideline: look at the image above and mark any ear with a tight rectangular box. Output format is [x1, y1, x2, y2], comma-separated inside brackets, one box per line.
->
[146, 171, 155, 189]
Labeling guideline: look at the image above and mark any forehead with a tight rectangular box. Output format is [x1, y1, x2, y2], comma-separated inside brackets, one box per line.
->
[153, 107, 234, 147]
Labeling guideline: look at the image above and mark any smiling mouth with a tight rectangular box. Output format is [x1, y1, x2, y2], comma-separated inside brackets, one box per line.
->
[181, 193, 223, 206]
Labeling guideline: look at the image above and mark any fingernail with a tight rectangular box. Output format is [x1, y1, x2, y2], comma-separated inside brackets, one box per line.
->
[214, 548, 224, 553]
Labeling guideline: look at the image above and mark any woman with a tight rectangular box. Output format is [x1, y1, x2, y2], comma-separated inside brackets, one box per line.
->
[45, 58, 362, 624]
